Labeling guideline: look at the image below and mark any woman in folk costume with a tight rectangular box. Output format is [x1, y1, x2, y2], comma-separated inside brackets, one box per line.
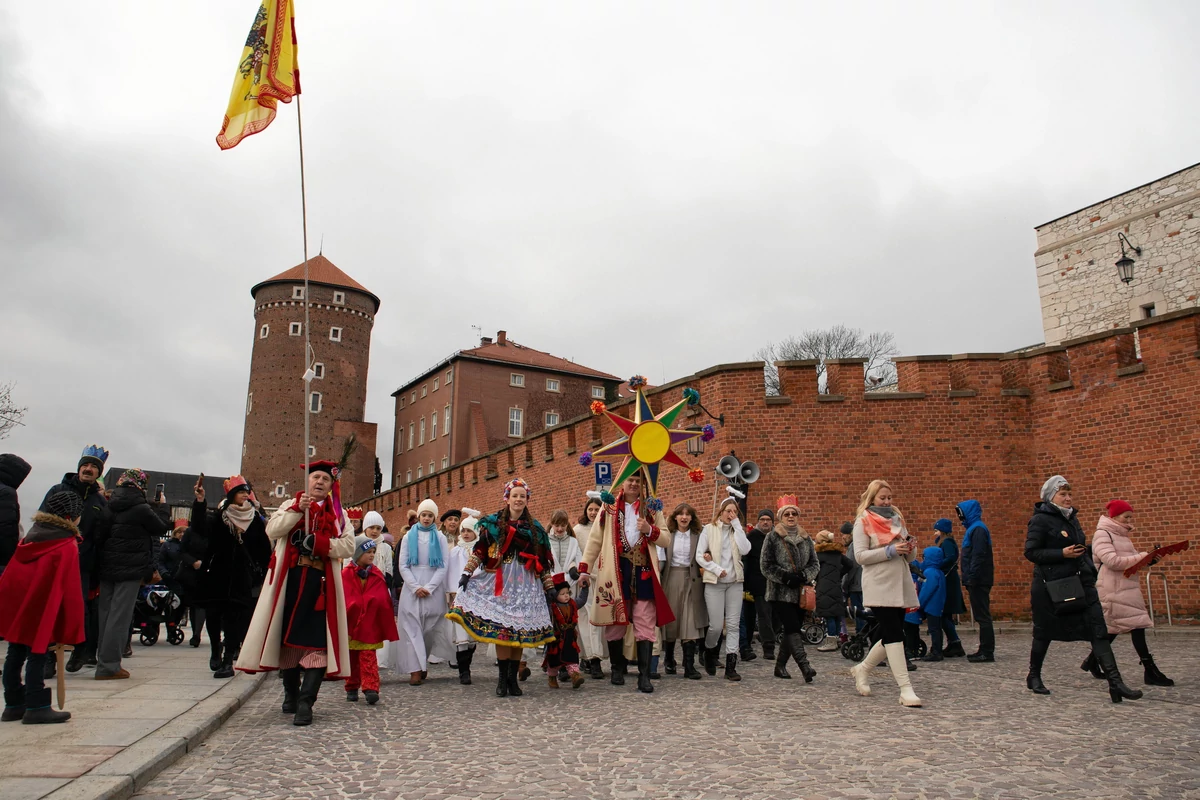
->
[662, 502, 708, 679]
[577, 471, 674, 695]
[341, 539, 398, 705]
[696, 491, 752, 682]
[573, 493, 605, 679]
[395, 499, 454, 686]
[447, 478, 556, 699]
[235, 461, 356, 727]
[446, 509, 483, 684]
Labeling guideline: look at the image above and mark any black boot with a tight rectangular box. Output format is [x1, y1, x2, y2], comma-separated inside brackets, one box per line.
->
[682, 641, 702, 680]
[1026, 671, 1050, 695]
[280, 668, 300, 713]
[608, 641, 626, 686]
[208, 640, 222, 673]
[213, 643, 236, 679]
[364, 690, 379, 705]
[83, 645, 97, 668]
[788, 633, 816, 683]
[43, 657, 56, 681]
[943, 640, 966, 658]
[1096, 649, 1142, 703]
[65, 647, 85, 674]
[1081, 652, 1105, 680]
[664, 642, 677, 675]
[704, 645, 719, 676]
[763, 642, 775, 661]
[774, 636, 791, 679]
[1142, 657, 1174, 687]
[458, 647, 474, 686]
[2, 688, 25, 722]
[505, 659, 523, 697]
[967, 651, 995, 663]
[496, 661, 509, 697]
[589, 657, 605, 680]
[22, 689, 70, 724]
[724, 652, 741, 682]
[293, 667, 325, 725]
[741, 646, 757, 662]
[346, 688, 359, 702]
[636, 641, 654, 693]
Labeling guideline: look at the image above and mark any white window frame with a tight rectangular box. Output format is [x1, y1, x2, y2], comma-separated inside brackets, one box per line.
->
[417, 466, 423, 479]
[545, 411, 560, 427]
[546, 378, 560, 392]
[246, 393, 253, 415]
[443, 404, 451, 436]
[310, 392, 322, 413]
[411, 392, 417, 404]
[307, 445, 316, 457]
[431, 411, 438, 440]
[289, 322, 302, 336]
[445, 368, 453, 384]
[433, 377, 439, 392]
[419, 417, 426, 446]
[333, 291, 345, 305]
[259, 324, 269, 339]
[508, 407, 523, 437]
[591, 386, 605, 399]
[274, 485, 286, 498]
[406, 469, 412, 483]
[510, 373, 525, 388]
[329, 327, 343, 342]
[313, 362, 324, 379]
[428, 461, 435, 475]
[441, 456, 449, 469]
[421, 385, 428, 398]
[292, 286, 306, 300]
[408, 423, 415, 450]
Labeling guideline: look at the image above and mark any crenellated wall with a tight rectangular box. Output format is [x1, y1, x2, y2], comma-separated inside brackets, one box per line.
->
[357, 309, 1200, 619]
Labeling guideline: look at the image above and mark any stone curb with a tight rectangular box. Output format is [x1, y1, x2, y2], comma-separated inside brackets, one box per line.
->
[39, 671, 269, 800]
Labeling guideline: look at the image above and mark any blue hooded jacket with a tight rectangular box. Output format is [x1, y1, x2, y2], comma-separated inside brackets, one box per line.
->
[958, 499, 993, 587]
[918, 546, 947, 617]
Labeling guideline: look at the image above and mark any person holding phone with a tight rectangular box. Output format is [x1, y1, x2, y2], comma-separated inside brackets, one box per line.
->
[847, 479, 923, 708]
[1024, 477, 1142, 703]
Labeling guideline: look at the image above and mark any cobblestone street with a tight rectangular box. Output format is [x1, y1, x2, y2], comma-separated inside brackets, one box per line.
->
[136, 634, 1198, 799]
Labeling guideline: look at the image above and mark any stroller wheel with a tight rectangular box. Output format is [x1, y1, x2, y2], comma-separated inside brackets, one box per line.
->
[915, 640, 928, 658]
[843, 640, 865, 661]
[169, 628, 185, 646]
[140, 633, 159, 646]
[802, 623, 825, 645]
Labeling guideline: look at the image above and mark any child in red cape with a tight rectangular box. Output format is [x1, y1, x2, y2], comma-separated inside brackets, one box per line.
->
[341, 539, 398, 705]
[0, 490, 86, 724]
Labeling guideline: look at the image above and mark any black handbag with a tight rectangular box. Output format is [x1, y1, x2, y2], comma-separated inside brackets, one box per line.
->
[1045, 574, 1086, 615]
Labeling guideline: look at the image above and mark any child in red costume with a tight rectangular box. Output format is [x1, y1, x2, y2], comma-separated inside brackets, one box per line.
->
[342, 539, 398, 705]
[0, 490, 86, 724]
[543, 574, 585, 689]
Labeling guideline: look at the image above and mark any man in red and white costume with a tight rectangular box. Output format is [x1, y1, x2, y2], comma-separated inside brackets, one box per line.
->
[236, 461, 356, 726]
[578, 472, 674, 694]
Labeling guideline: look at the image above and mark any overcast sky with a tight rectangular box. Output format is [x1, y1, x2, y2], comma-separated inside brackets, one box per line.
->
[3, 1, 1198, 510]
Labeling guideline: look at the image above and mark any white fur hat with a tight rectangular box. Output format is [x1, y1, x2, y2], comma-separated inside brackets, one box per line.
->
[363, 510, 385, 530]
[417, 498, 438, 518]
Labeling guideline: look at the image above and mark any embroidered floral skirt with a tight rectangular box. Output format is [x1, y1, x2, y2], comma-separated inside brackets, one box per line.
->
[447, 559, 554, 648]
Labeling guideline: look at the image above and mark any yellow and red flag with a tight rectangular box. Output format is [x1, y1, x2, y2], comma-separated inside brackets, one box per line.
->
[216, 0, 300, 150]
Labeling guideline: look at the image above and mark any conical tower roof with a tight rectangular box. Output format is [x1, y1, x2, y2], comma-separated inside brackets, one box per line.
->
[251, 255, 380, 311]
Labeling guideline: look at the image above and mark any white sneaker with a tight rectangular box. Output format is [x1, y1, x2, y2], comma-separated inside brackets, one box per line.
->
[816, 636, 839, 652]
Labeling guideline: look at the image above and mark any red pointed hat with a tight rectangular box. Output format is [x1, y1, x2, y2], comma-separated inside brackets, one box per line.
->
[346, 506, 364, 521]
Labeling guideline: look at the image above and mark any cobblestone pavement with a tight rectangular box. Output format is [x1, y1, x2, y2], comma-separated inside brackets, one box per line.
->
[136, 634, 1199, 799]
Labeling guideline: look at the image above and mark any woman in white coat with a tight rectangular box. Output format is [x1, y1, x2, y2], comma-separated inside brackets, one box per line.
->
[394, 499, 453, 685]
[446, 510, 482, 684]
[696, 493, 752, 681]
[574, 494, 605, 679]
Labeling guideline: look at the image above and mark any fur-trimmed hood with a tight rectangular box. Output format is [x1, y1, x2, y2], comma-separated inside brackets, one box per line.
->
[24, 512, 81, 543]
[814, 538, 846, 553]
[774, 522, 810, 539]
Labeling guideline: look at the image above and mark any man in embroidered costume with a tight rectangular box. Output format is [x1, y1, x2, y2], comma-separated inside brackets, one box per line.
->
[395, 498, 454, 685]
[578, 472, 674, 694]
[447, 478, 556, 698]
[235, 461, 356, 726]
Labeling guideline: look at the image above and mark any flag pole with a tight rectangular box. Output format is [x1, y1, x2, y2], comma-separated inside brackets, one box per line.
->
[297, 93, 311, 539]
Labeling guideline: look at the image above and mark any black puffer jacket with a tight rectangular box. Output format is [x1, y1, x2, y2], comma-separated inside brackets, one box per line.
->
[1025, 501, 1107, 642]
[184, 499, 270, 609]
[97, 486, 169, 583]
[743, 528, 768, 596]
[814, 541, 855, 618]
[0, 453, 31, 568]
[40, 473, 111, 582]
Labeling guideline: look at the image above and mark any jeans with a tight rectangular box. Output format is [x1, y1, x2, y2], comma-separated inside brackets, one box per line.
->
[940, 614, 959, 645]
[967, 584, 994, 654]
[704, 582, 744, 655]
[2, 643, 47, 698]
[848, 591, 864, 631]
[926, 614, 943, 654]
[96, 579, 141, 676]
[739, 594, 775, 651]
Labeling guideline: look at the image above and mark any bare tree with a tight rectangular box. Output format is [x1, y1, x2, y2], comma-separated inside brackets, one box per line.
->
[0, 382, 27, 440]
[754, 326, 899, 395]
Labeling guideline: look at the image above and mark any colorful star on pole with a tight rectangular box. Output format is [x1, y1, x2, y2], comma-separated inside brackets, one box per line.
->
[592, 384, 702, 497]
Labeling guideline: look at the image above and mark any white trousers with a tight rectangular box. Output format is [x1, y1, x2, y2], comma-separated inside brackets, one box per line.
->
[703, 581, 744, 655]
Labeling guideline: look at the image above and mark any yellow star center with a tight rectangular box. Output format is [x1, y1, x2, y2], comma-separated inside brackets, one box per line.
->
[629, 421, 671, 465]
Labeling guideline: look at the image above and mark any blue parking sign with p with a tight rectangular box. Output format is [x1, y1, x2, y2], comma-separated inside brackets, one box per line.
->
[594, 461, 612, 486]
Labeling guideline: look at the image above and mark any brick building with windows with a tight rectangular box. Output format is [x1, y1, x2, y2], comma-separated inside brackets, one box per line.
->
[390, 331, 621, 489]
[241, 255, 379, 504]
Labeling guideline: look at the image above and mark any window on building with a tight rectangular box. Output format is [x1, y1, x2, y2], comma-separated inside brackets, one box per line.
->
[444, 404, 450, 435]
[292, 286, 305, 300]
[1142, 303, 1157, 319]
[445, 368, 453, 384]
[510, 373, 525, 387]
[313, 362, 324, 379]
[307, 445, 316, 457]
[509, 407, 523, 437]
[546, 378, 560, 392]
[545, 411, 560, 427]
[419, 417, 426, 445]
[310, 392, 322, 413]
[329, 327, 342, 342]
[333, 291, 345, 305]
[441, 456, 449, 469]
[246, 393, 253, 415]
[410, 392, 416, 404]
[417, 466, 423, 479]
[421, 385, 428, 398]
[289, 322, 302, 336]
[408, 422, 415, 450]
[591, 386, 605, 399]
[431, 411, 438, 440]
[433, 378, 439, 391]
[406, 469, 412, 483]
[259, 324, 269, 339]
[275, 485, 286, 498]
[429, 461, 435, 474]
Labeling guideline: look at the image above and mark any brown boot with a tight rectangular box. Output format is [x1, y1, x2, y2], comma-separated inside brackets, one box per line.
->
[548, 674, 559, 689]
[571, 672, 586, 689]
[409, 671, 423, 686]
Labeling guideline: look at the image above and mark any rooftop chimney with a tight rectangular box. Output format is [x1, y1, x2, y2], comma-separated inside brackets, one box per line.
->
[497, 330, 507, 346]
[480, 336, 493, 345]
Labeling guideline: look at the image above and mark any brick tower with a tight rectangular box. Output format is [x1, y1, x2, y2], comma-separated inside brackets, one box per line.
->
[241, 255, 380, 505]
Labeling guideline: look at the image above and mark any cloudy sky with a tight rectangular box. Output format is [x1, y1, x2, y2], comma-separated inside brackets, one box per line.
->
[3, 1, 1198, 509]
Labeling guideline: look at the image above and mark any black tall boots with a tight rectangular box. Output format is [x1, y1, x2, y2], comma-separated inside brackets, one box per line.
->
[293, 667, 326, 725]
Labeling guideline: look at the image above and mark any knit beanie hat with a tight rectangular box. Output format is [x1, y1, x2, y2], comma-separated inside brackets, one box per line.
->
[815, 530, 836, 545]
[417, 498, 438, 519]
[45, 490, 84, 521]
[363, 510, 386, 530]
[1106, 499, 1133, 518]
[839, 521, 854, 536]
[1041, 475, 1070, 505]
[933, 518, 952, 534]
[117, 468, 149, 493]
[757, 509, 775, 522]
[354, 538, 377, 564]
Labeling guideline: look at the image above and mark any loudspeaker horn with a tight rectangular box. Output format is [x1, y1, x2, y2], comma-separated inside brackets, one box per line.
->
[716, 455, 741, 480]
[739, 460, 760, 484]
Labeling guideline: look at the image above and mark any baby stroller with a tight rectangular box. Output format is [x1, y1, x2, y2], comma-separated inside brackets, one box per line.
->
[802, 615, 828, 645]
[839, 607, 926, 661]
[133, 584, 186, 646]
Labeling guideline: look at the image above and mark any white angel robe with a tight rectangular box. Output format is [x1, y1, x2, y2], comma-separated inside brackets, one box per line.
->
[446, 541, 482, 650]
[394, 527, 454, 674]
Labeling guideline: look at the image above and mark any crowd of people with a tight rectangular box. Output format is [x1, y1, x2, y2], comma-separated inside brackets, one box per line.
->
[0, 443, 1179, 727]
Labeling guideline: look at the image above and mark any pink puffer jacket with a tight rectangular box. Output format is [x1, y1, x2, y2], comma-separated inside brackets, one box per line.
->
[1091, 516, 1152, 634]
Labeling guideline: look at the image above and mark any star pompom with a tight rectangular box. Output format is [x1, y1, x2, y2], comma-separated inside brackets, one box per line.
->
[688, 468, 705, 483]
[578, 452, 593, 467]
[701, 424, 716, 442]
[590, 400, 606, 415]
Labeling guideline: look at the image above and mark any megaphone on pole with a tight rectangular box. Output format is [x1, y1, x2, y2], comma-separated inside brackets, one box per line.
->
[739, 460, 760, 484]
[717, 455, 741, 481]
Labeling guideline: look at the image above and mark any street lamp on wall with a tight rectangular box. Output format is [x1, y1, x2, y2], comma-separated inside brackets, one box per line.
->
[1116, 232, 1141, 284]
